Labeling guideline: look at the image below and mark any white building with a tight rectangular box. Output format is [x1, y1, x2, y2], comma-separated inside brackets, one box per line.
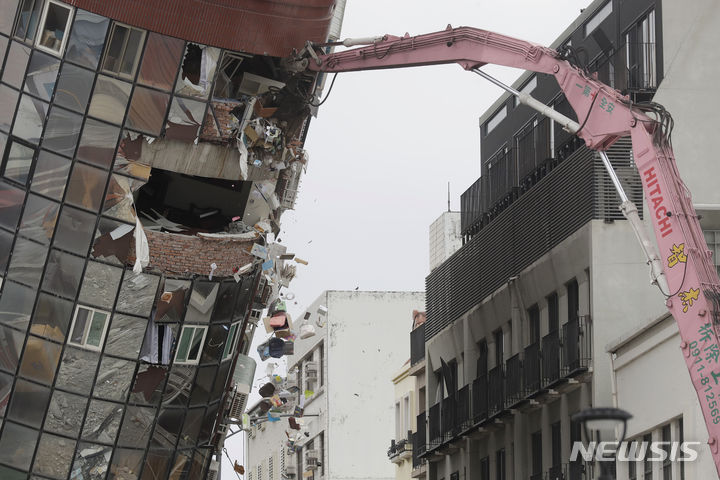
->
[429, 212, 462, 272]
[247, 290, 425, 480]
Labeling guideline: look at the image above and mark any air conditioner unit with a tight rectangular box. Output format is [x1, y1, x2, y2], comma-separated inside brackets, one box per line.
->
[228, 391, 248, 423]
[207, 460, 220, 480]
[238, 72, 286, 96]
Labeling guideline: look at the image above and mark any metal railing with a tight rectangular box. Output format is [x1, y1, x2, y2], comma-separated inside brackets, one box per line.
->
[472, 375, 488, 424]
[542, 330, 561, 387]
[488, 365, 505, 416]
[410, 323, 425, 366]
[562, 315, 592, 375]
[457, 384, 471, 432]
[524, 341, 542, 394]
[428, 403, 441, 448]
[413, 412, 426, 468]
[441, 396, 456, 442]
[505, 352, 524, 405]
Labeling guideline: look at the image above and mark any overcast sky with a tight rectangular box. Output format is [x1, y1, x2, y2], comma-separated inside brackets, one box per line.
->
[223, 0, 594, 475]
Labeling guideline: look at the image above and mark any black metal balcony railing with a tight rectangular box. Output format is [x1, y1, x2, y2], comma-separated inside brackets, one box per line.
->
[456, 385, 471, 432]
[524, 341, 542, 394]
[588, 42, 658, 100]
[542, 330, 561, 387]
[562, 315, 592, 375]
[505, 353, 523, 405]
[410, 323, 425, 366]
[428, 403, 441, 448]
[488, 365, 505, 415]
[441, 396, 456, 441]
[387, 437, 410, 459]
[472, 375, 488, 424]
[414, 411, 426, 466]
[548, 464, 564, 480]
[566, 461, 590, 480]
[530, 473, 544, 480]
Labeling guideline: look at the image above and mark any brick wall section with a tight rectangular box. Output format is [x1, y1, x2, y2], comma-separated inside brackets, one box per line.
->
[129, 230, 256, 277]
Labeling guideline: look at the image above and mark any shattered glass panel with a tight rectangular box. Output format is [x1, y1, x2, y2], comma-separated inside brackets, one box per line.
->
[77, 260, 123, 310]
[43, 105, 83, 157]
[0, 280, 35, 330]
[105, 313, 147, 360]
[184, 281, 219, 324]
[103, 173, 144, 223]
[0, 179, 26, 230]
[139, 32, 185, 91]
[65, 9, 108, 70]
[65, 161, 108, 211]
[2, 41, 31, 88]
[17, 193, 59, 243]
[116, 271, 159, 317]
[6, 236, 49, 288]
[165, 96, 206, 140]
[126, 86, 170, 136]
[0, 421, 39, 470]
[71, 442, 112, 480]
[82, 399, 123, 444]
[0, 84, 20, 131]
[179, 407, 204, 447]
[129, 364, 166, 406]
[6, 378, 51, 428]
[54, 62, 94, 113]
[77, 118, 120, 168]
[23, 49, 59, 101]
[92, 216, 133, 265]
[42, 249, 84, 300]
[117, 405, 154, 448]
[0, 324, 25, 373]
[29, 149, 70, 200]
[31, 291, 74, 342]
[141, 450, 170, 480]
[55, 345, 100, 395]
[53, 205, 96, 255]
[88, 75, 131, 125]
[3, 139, 35, 185]
[93, 356, 134, 402]
[32, 432, 76, 479]
[175, 44, 219, 99]
[44, 389, 87, 437]
[18, 335, 62, 385]
[109, 448, 143, 480]
[12, 94, 48, 144]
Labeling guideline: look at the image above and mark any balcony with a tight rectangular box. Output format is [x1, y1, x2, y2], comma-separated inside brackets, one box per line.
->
[542, 330, 561, 388]
[562, 316, 592, 376]
[428, 403, 441, 449]
[524, 341, 542, 395]
[472, 375, 488, 424]
[488, 365, 505, 416]
[505, 353, 524, 406]
[441, 396, 456, 442]
[456, 385, 471, 433]
[387, 436, 412, 463]
[410, 323, 425, 367]
[413, 412, 426, 469]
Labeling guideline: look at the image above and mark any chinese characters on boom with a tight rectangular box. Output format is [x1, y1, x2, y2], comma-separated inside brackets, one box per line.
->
[575, 83, 615, 114]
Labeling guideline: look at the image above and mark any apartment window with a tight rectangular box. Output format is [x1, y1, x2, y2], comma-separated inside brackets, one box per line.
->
[643, 433, 652, 478]
[102, 22, 145, 78]
[35, 1, 73, 55]
[514, 75, 537, 107]
[547, 292, 559, 333]
[528, 304, 540, 344]
[477, 339, 488, 378]
[174, 325, 208, 365]
[625, 9, 656, 89]
[451, 473, 459, 480]
[551, 421, 562, 471]
[496, 448, 506, 480]
[480, 456, 490, 480]
[584, 1, 612, 37]
[531, 430, 543, 476]
[221, 321, 240, 361]
[318, 342, 324, 387]
[395, 401, 401, 440]
[68, 305, 110, 351]
[403, 395, 411, 439]
[485, 105, 507, 135]
[566, 279, 579, 322]
[493, 329, 504, 366]
[14, 0, 44, 43]
[662, 424, 671, 479]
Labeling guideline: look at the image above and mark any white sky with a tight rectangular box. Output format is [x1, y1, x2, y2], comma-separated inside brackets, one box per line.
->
[222, 0, 594, 476]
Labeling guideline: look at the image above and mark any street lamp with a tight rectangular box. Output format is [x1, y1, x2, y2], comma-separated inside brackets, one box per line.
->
[572, 407, 632, 480]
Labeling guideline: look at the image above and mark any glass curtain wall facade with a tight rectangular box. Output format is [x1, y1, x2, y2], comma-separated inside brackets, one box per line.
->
[0, 0, 314, 478]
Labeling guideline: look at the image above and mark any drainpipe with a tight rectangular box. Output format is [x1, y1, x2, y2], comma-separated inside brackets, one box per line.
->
[608, 351, 619, 408]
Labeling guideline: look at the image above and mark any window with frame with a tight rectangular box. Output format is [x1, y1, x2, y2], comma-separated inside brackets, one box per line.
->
[13, 0, 44, 44]
[101, 22, 145, 78]
[221, 321, 240, 361]
[496, 448, 506, 480]
[625, 9, 656, 90]
[174, 324, 208, 365]
[547, 292, 559, 333]
[68, 304, 110, 351]
[493, 329, 504, 366]
[528, 305, 540, 345]
[35, 0, 73, 55]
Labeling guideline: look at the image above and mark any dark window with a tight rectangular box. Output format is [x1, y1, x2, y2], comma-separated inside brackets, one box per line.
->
[643, 433, 652, 477]
[450, 472, 459, 480]
[528, 304, 540, 344]
[13, 0, 44, 44]
[551, 421, 561, 469]
[629, 448, 636, 479]
[496, 448, 506, 480]
[480, 456, 490, 480]
[531, 430, 543, 475]
[625, 9, 657, 90]
[102, 22, 145, 78]
[477, 339, 488, 378]
[36, 1, 73, 55]
[494, 329, 504, 366]
[662, 424, 671, 479]
[567, 279, 579, 322]
[547, 293, 559, 333]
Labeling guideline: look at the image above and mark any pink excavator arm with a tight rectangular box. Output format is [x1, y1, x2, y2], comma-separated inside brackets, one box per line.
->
[299, 25, 720, 473]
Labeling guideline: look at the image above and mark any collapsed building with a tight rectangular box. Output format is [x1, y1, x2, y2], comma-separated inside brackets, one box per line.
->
[0, 0, 345, 478]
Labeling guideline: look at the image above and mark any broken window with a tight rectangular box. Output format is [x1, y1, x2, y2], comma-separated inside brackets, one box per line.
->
[135, 168, 252, 233]
[138, 32, 185, 91]
[175, 43, 219, 99]
[165, 96, 206, 140]
[68, 304, 110, 351]
[35, 0, 73, 55]
[213, 51, 252, 99]
[175, 325, 208, 365]
[222, 321, 241, 361]
[13, 0, 43, 44]
[65, 9, 108, 69]
[101, 22, 145, 78]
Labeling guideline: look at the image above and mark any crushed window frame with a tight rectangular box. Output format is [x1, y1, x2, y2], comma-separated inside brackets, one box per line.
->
[68, 304, 110, 351]
[34, 0, 74, 57]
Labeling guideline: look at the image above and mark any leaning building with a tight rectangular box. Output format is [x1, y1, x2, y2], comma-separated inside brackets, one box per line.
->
[0, 0, 343, 478]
